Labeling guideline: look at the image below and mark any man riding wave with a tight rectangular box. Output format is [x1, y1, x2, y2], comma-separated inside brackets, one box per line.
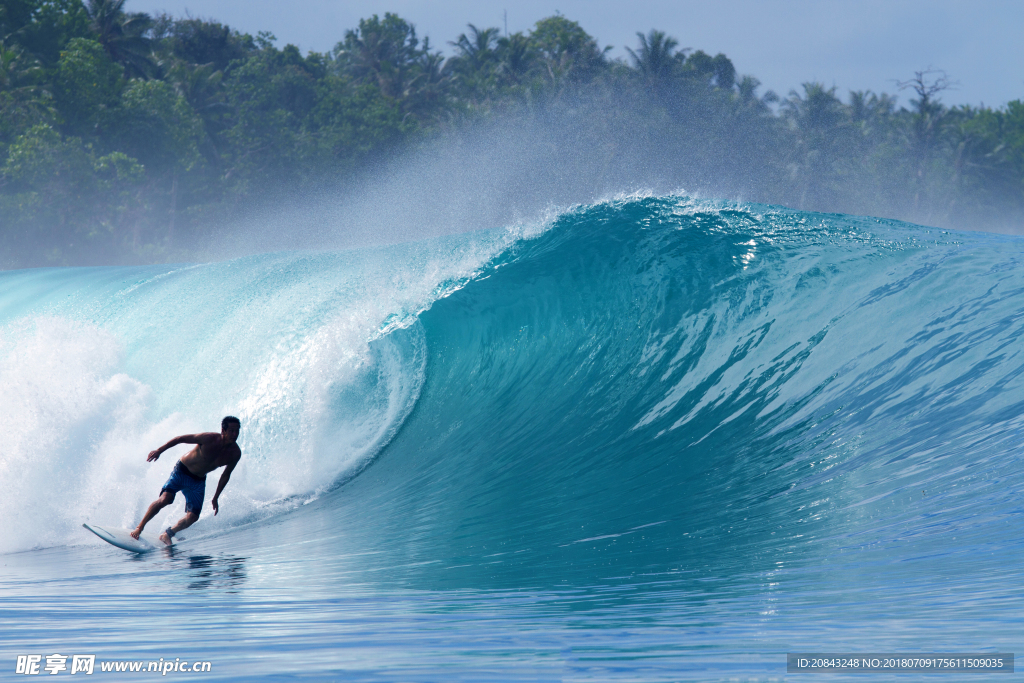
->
[131, 416, 242, 545]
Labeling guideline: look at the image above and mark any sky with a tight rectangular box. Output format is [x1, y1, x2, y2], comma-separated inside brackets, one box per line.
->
[130, 0, 1024, 109]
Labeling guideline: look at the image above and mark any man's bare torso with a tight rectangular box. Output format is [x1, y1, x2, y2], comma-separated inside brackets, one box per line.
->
[180, 434, 242, 477]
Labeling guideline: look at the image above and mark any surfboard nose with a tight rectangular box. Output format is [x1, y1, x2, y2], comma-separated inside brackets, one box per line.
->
[83, 523, 158, 553]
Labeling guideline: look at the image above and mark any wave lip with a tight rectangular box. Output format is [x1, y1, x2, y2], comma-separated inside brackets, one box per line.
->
[306, 196, 1024, 584]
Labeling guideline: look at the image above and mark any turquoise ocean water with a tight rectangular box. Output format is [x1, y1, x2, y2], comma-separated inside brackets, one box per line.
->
[1, 195, 1022, 680]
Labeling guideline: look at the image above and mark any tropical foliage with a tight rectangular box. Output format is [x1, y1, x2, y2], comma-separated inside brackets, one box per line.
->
[1, 2, 1022, 267]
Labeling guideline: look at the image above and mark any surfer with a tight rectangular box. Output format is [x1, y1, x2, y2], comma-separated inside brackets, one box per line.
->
[130, 416, 242, 545]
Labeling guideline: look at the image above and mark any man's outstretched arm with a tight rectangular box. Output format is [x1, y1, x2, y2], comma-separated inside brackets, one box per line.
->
[211, 459, 238, 515]
[147, 433, 217, 461]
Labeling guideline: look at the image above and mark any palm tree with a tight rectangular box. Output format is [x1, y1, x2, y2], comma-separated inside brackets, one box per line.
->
[85, 0, 155, 78]
[404, 38, 450, 118]
[450, 24, 499, 71]
[0, 40, 52, 140]
[782, 83, 847, 136]
[781, 83, 851, 207]
[446, 24, 500, 101]
[0, 40, 42, 90]
[495, 32, 535, 87]
[626, 30, 682, 83]
[167, 61, 229, 157]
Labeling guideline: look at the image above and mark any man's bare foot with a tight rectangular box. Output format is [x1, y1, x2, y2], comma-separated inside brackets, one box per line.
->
[158, 531, 173, 545]
[130, 527, 143, 540]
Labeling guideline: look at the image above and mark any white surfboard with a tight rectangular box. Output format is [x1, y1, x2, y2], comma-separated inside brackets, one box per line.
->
[83, 523, 165, 553]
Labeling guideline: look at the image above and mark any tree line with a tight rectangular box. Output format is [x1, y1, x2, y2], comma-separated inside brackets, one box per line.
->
[2, 0, 1022, 267]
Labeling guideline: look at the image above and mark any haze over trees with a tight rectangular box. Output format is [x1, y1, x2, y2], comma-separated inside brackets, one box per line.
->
[1, 0, 1022, 267]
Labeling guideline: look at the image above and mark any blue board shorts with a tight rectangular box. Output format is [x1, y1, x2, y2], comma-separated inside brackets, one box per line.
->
[161, 460, 207, 515]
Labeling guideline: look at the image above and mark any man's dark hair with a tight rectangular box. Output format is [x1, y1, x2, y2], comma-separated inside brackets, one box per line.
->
[222, 415, 241, 430]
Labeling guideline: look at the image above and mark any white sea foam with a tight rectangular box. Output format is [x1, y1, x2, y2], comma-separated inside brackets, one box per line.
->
[0, 318, 179, 552]
[0, 313, 423, 553]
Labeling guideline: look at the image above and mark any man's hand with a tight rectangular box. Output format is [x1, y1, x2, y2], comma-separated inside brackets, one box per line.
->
[211, 458, 236, 517]
[147, 449, 161, 462]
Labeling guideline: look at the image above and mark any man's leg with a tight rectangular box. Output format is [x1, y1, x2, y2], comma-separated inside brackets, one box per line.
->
[131, 491, 174, 539]
[159, 511, 198, 545]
